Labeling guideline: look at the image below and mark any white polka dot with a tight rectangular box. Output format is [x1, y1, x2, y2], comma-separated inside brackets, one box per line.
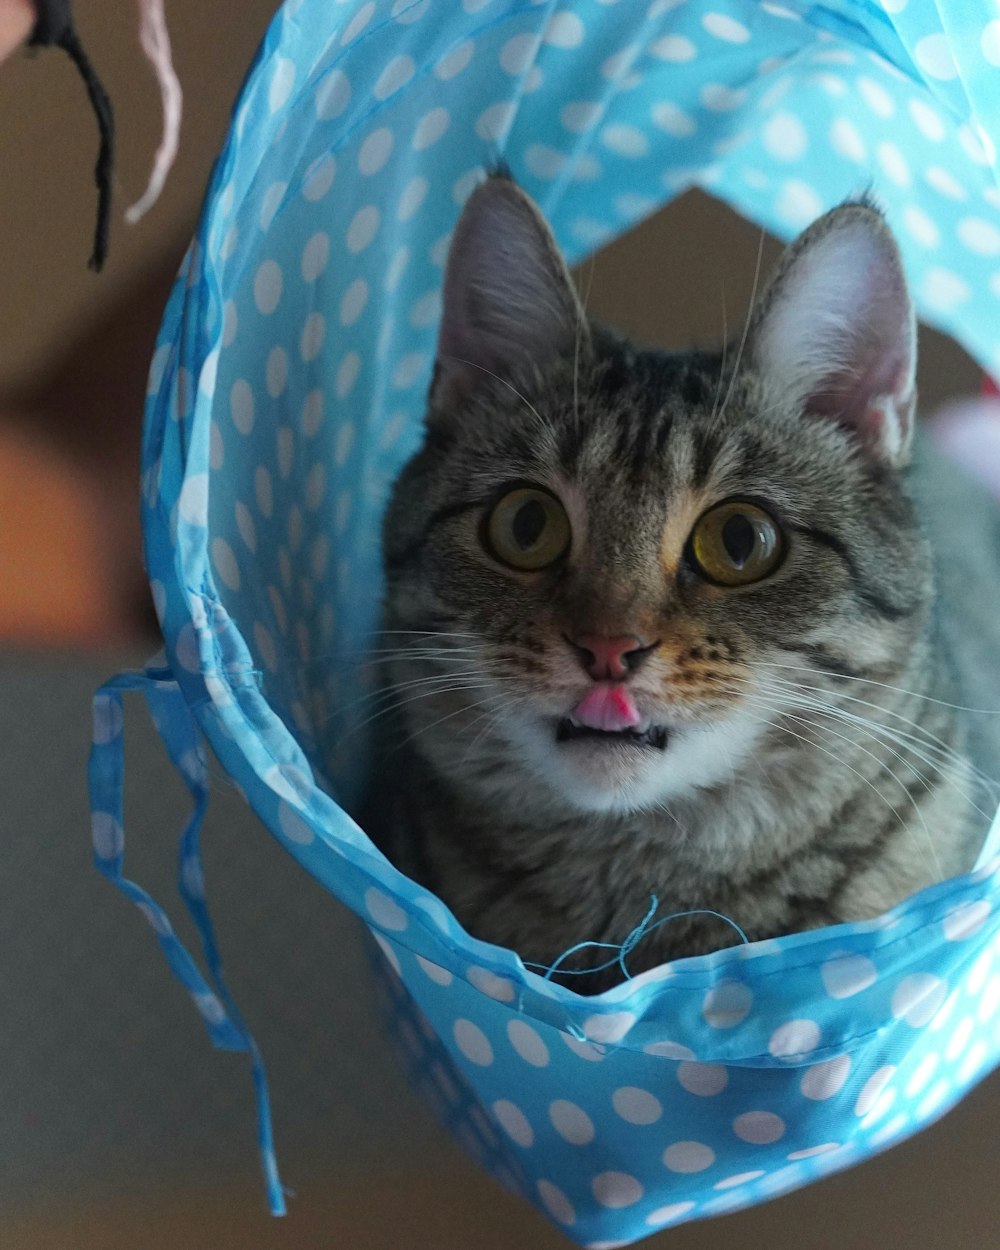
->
[966, 949, 993, 996]
[702, 981, 753, 1028]
[943, 899, 991, 940]
[925, 165, 967, 200]
[677, 1061, 728, 1096]
[209, 422, 224, 472]
[600, 124, 648, 158]
[652, 101, 696, 137]
[830, 116, 866, 162]
[253, 622, 277, 672]
[702, 12, 750, 42]
[612, 1086, 662, 1124]
[763, 112, 807, 160]
[787, 1142, 839, 1161]
[544, 11, 584, 48]
[302, 154, 336, 201]
[958, 217, 1000, 257]
[700, 83, 746, 111]
[945, 1015, 975, 1062]
[909, 97, 945, 141]
[392, 352, 426, 390]
[278, 800, 314, 845]
[854, 1064, 895, 1116]
[715, 1170, 765, 1190]
[645, 1201, 696, 1228]
[235, 502, 257, 553]
[549, 1099, 595, 1144]
[253, 261, 283, 315]
[266, 586, 286, 635]
[800, 1053, 851, 1100]
[309, 534, 328, 579]
[592, 1172, 643, 1209]
[316, 68, 351, 120]
[398, 176, 429, 222]
[276, 426, 294, 482]
[268, 57, 295, 112]
[92, 811, 124, 860]
[903, 205, 940, 247]
[254, 466, 273, 518]
[507, 1019, 549, 1066]
[979, 976, 1000, 1022]
[303, 463, 326, 513]
[500, 32, 540, 75]
[408, 290, 441, 329]
[374, 54, 414, 100]
[537, 1179, 575, 1226]
[340, 1, 374, 45]
[733, 1110, 785, 1144]
[808, 71, 846, 97]
[982, 19, 1000, 68]
[582, 1011, 636, 1044]
[230, 380, 255, 435]
[768, 1018, 821, 1058]
[857, 76, 895, 118]
[336, 352, 361, 399]
[561, 100, 601, 133]
[211, 540, 240, 592]
[300, 312, 326, 363]
[265, 347, 288, 398]
[922, 266, 972, 311]
[178, 473, 209, 526]
[476, 101, 515, 143]
[337, 278, 369, 328]
[663, 1140, 715, 1173]
[493, 1099, 533, 1147]
[651, 34, 696, 62]
[434, 39, 474, 80]
[221, 302, 238, 349]
[93, 697, 124, 745]
[915, 33, 957, 81]
[466, 966, 516, 1001]
[347, 206, 380, 253]
[821, 953, 878, 999]
[365, 887, 408, 932]
[877, 141, 910, 186]
[413, 106, 450, 150]
[358, 127, 394, 177]
[415, 955, 452, 986]
[300, 232, 330, 283]
[906, 1052, 938, 1098]
[561, 1032, 606, 1061]
[775, 179, 823, 228]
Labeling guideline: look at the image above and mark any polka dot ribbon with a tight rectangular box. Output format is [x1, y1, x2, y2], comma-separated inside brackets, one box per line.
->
[87, 661, 286, 1216]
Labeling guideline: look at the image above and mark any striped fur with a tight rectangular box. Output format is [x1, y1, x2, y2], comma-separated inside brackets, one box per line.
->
[367, 178, 982, 991]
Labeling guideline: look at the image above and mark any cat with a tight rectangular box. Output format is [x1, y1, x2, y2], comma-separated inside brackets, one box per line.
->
[367, 171, 983, 993]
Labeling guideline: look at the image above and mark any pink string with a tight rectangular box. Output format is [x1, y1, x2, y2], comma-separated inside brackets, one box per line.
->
[125, 0, 183, 224]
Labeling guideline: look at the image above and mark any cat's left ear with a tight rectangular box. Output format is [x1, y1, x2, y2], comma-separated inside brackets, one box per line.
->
[748, 202, 916, 467]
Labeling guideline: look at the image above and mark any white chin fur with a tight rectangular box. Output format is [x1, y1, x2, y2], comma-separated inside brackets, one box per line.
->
[517, 705, 769, 815]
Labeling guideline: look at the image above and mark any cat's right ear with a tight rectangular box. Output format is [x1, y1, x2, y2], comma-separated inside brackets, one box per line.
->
[429, 174, 587, 417]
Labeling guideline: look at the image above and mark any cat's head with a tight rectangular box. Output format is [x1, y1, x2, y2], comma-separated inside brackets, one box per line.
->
[381, 174, 930, 815]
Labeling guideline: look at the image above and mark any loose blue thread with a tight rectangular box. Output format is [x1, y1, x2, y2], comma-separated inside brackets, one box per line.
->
[526, 896, 750, 983]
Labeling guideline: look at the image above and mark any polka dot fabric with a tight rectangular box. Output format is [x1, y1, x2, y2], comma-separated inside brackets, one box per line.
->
[101, 1, 1000, 1244]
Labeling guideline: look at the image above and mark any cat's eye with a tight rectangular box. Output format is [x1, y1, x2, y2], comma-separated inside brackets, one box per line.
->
[485, 486, 571, 571]
[688, 500, 784, 586]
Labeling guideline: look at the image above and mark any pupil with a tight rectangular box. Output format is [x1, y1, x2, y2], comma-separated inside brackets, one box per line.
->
[512, 499, 547, 549]
[721, 513, 756, 567]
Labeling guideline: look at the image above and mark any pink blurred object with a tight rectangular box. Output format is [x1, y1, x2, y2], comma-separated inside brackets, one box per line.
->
[928, 394, 1000, 502]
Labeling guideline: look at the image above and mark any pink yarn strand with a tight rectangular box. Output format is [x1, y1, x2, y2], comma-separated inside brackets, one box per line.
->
[125, 0, 183, 224]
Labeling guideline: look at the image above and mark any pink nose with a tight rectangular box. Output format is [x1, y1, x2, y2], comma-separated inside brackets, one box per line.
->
[568, 634, 650, 681]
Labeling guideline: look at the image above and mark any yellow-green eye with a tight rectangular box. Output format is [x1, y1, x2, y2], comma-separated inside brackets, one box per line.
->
[485, 487, 571, 570]
[689, 500, 784, 586]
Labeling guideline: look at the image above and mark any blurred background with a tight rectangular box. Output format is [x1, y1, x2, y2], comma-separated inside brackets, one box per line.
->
[1, 4, 998, 1248]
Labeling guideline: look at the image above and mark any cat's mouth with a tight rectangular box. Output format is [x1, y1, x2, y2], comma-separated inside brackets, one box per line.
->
[555, 719, 669, 751]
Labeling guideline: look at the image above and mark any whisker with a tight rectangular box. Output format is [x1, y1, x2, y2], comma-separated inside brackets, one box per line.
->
[716, 226, 766, 423]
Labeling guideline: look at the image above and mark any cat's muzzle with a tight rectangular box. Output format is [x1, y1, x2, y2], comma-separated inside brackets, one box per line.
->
[555, 719, 669, 751]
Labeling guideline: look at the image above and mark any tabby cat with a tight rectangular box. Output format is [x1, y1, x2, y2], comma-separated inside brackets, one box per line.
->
[369, 172, 982, 991]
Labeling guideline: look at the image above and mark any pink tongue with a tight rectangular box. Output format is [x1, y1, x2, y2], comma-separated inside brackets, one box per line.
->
[572, 683, 641, 732]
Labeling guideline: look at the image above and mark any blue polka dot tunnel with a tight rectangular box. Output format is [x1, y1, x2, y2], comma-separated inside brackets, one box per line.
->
[88, 2, 1000, 1245]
